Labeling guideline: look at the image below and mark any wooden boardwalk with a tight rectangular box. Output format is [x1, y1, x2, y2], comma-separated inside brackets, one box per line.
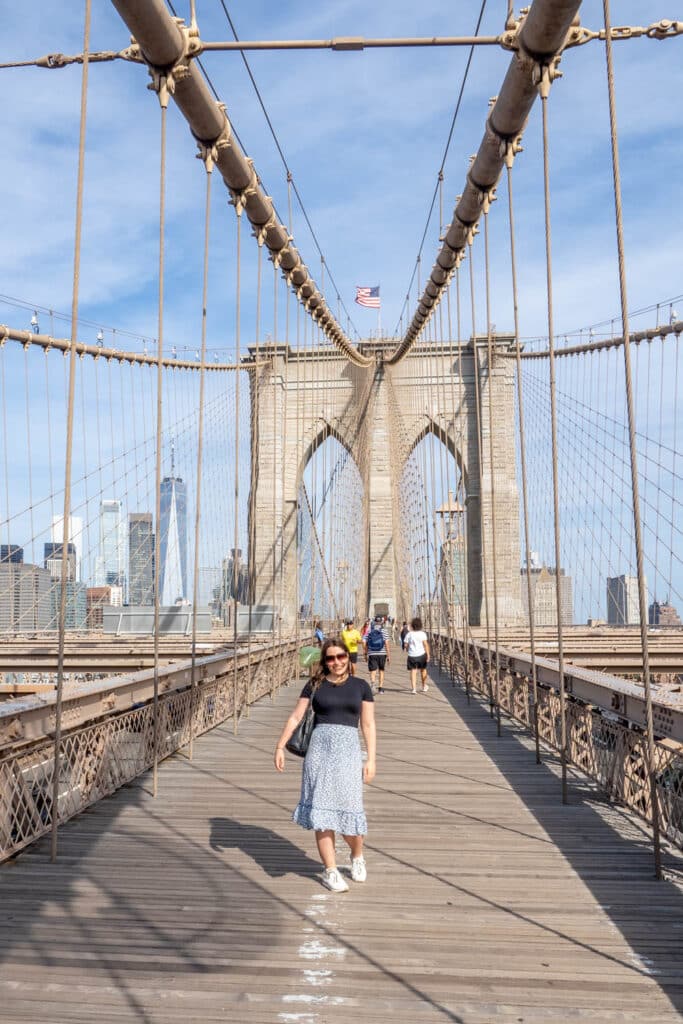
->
[1, 657, 683, 1023]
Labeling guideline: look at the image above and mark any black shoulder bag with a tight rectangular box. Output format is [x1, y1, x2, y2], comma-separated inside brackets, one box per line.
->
[285, 679, 321, 757]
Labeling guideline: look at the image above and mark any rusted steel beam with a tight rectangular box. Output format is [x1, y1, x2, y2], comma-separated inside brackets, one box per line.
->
[389, 0, 583, 363]
[110, 0, 371, 368]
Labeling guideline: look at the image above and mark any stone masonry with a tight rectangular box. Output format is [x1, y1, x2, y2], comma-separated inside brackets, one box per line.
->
[247, 338, 525, 629]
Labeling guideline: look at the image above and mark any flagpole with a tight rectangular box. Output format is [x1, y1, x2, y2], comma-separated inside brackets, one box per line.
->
[377, 283, 381, 338]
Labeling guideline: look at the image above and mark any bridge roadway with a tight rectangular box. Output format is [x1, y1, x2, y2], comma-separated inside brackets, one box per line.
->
[1, 657, 682, 1022]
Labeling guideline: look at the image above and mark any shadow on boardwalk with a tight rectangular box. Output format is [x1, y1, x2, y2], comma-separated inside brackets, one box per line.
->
[427, 662, 683, 1015]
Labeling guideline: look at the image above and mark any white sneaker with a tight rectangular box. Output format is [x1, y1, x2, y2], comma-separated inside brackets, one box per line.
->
[350, 856, 367, 883]
[321, 868, 349, 893]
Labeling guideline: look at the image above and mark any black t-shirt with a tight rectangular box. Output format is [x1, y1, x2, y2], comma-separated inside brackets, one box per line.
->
[300, 676, 374, 728]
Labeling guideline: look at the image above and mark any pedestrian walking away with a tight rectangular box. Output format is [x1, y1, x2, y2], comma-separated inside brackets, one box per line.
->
[314, 621, 325, 646]
[404, 617, 430, 693]
[274, 638, 377, 893]
[341, 619, 363, 676]
[364, 615, 390, 693]
[400, 621, 409, 650]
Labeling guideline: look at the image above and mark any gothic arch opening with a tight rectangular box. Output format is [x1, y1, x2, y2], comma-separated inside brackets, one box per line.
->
[397, 429, 468, 629]
[298, 433, 365, 627]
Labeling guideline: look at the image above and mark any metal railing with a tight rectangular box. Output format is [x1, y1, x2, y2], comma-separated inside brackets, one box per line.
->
[432, 633, 683, 850]
[0, 640, 299, 862]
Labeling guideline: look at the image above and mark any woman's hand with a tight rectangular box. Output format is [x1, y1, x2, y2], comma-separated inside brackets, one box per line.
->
[274, 748, 285, 772]
[363, 759, 376, 784]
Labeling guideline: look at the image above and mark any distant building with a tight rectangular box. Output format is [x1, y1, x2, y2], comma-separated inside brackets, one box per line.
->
[0, 562, 52, 632]
[607, 574, 642, 625]
[44, 542, 77, 581]
[649, 599, 682, 626]
[439, 535, 467, 628]
[128, 513, 154, 606]
[436, 492, 467, 629]
[96, 500, 126, 589]
[198, 566, 222, 614]
[86, 585, 123, 629]
[0, 545, 23, 564]
[51, 515, 83, 581]
[520, 566, 573, 626]
[159, 473, 188, 605]
[50, 581, 87, 631]
[217, 549, 249, 624]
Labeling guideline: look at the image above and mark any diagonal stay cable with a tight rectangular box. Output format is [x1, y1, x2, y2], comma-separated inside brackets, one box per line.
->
[393, 0, 488, 338]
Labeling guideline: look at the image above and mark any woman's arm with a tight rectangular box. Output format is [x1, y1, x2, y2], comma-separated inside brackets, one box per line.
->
[273, 696, 310, 771]
[424, 638, 431, 661]
[360, 700, 376, 783]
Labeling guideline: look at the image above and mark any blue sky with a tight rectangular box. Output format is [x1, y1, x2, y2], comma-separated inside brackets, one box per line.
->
[0, 2, 681, 620]
[1, 1, 681, 352]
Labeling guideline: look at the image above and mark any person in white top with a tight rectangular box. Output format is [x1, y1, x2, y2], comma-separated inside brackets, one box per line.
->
[404, 616, 431, 694]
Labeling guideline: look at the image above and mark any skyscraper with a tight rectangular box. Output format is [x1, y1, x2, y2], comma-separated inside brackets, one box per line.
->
[51, 515, 84, 581]
[0, 562, 52, 632]
[607, 574, 642, 625]
[44, 542, 78, 581]
[129, 513, 154, 606]
[159, 465, 187, 606]
[97, 500, 125, 589]
[0, 545, 23, 564]
[521, 566, 574, 627]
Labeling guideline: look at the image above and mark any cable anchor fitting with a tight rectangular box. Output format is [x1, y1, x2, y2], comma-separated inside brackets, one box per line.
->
[229, 159, 259, 215]
[196, 140, 219, 173]
[502, 134, 524, 169]
[144, 17, 202, 108]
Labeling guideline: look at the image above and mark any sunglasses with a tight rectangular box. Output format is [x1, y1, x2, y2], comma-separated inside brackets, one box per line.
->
[325, 653, 348, 662]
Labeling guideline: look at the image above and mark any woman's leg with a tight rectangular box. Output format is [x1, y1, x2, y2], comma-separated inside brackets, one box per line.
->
[315, 829, 337, 869]
[341, 834, 363, 858]
[421, 666, 428, 689]
[410, 666, 417, 692]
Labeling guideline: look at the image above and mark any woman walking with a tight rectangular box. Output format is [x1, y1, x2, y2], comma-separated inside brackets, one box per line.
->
[404, 616, 430, 694]
[274, 638, 376, 892]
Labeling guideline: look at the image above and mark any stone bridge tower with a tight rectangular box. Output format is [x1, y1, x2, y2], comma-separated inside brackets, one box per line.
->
[247, 337, 524, 629]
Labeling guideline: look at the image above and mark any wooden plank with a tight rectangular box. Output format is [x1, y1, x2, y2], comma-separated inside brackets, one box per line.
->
[0, 654, 682, 1022]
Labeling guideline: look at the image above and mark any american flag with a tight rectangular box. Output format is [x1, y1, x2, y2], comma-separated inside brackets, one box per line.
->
[355, 285, 380, 309]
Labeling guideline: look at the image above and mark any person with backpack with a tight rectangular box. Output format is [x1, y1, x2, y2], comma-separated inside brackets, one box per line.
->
[364, 616, 390, 693]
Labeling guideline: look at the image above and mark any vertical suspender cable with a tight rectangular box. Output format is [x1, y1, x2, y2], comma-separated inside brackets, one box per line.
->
[248, 240, 263, 704]
[602, 0, 662, 878]
[189, 162, 213, 759]
[509, 159, 540, 765]
[152, 84, 169, 799]
[270, 263, 278, 693]
[506, 159, 541, 763]
[51, 0, 91, 861]
[453, 269, 473, 702]
[539, 72, 568, 803]
[483, 210, 502, 737]
[233, 210, 242, 732]
[468, 242, 495, 718]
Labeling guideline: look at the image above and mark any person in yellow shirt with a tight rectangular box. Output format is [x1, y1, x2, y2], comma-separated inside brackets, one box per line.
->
[341, 619, 363, 676]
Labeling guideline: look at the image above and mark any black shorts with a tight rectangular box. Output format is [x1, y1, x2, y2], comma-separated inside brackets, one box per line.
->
[348, 651, 358, 664]
[407, 655, 427, 671]
[368, 654, 387, 672]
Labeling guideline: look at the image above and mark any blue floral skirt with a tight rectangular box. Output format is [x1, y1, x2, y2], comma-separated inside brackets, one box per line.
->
[292, 724, 367, 835]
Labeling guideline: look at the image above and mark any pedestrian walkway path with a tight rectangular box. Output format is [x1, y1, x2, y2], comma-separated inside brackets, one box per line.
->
[1, 654, 682, 1022]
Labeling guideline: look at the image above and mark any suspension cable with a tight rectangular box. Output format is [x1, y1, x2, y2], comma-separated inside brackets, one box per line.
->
[51, 0, 92, 862]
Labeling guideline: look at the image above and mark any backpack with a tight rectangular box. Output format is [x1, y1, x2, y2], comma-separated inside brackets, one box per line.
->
[367, 627, 385, 653]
